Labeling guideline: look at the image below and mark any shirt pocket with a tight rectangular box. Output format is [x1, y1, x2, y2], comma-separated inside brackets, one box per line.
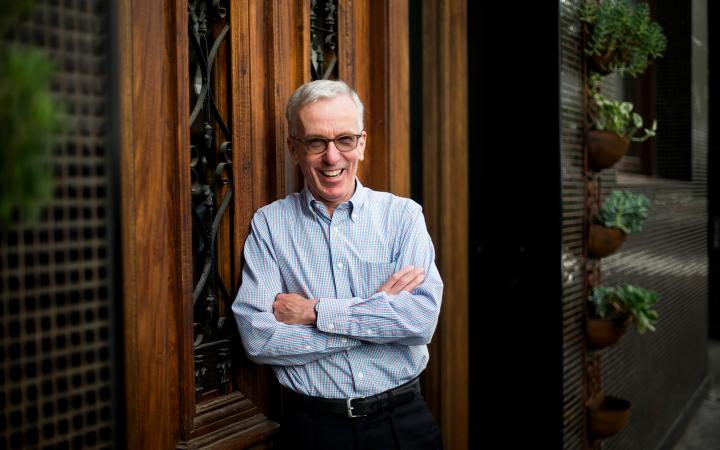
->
[355, 260, 396, 298]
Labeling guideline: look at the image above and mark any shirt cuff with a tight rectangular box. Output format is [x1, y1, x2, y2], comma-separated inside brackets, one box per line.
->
[316, 297, 353, 334]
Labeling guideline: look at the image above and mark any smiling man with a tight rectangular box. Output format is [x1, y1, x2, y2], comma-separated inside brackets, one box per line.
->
[232, 80, 443, 450]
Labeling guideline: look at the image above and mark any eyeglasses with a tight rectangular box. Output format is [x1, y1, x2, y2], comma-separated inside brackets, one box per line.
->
[291, 133, 363, 155]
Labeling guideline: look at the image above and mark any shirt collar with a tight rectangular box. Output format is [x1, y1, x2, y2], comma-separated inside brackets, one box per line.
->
[301, 178, 367, 220]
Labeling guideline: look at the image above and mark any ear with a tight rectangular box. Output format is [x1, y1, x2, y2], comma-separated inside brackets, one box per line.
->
[357, 131, 367, 161]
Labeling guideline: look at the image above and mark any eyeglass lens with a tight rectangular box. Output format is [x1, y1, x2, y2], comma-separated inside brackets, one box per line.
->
[303, 135, 359, 154]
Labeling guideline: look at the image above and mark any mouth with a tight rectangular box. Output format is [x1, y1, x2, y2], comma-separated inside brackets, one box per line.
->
[319, 168, 345, 178]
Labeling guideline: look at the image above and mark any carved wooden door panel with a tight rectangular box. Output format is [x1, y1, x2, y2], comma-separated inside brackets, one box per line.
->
[120, 0, 410, 448]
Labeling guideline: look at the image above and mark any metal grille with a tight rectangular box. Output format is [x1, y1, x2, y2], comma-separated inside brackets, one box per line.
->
[561, 1, 709, 449]
[188, 0, 236, 401]
[560, 3, 589, 448]
[597, 1, 709, 448]
[0, 1, 116, 449]
[310, 0, 338, 80]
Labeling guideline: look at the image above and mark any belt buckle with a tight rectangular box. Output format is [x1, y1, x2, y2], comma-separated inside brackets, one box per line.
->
[346, 398, 367, 418]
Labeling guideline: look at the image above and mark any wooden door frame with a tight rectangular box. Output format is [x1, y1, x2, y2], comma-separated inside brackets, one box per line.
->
[419, 1, 469, 448]
[118, 0, 303, 448]
[339, 0, 410, 196]
[118, 0, 466, 448]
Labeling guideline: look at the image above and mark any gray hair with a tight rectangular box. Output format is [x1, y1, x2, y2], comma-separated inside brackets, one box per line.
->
[285, 80, 365, 136]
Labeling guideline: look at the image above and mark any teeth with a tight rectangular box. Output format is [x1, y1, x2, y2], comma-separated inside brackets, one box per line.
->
[320, 169, 343, 177]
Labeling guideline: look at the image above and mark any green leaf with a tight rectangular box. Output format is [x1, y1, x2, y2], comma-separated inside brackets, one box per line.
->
[598, 191, 650, 234]
[590, 283, 660, 333]
[580, 0, 667, 77]
[0, 44, 65, 226]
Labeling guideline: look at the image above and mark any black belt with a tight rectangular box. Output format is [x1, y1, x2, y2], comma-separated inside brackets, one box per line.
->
[284, 377, 422, 418]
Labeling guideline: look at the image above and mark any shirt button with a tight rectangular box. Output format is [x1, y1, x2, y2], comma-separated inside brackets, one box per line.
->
[337, 262, 343, 269]
[328, 323, 335, 330]
[304, 345, 311, 350]
[357, 373, 364, 379]
[341, 338, 348, 344]
[366, 329, 374, 336]
[333, 225, 339, 232]
[352, 213, 357, 220]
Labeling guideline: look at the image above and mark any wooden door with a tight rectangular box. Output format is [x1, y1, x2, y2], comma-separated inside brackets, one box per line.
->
[118, 1, 420, 448]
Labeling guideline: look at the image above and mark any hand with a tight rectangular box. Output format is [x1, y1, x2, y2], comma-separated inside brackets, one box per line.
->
[376, 265, 425, 295]
[273, 293, 318, 325]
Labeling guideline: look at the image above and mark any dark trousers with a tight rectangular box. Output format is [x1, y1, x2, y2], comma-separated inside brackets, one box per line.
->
[278, 394, 442, 450]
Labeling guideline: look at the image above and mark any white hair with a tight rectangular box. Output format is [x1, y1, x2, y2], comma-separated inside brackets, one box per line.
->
[285, 80, 365, 136]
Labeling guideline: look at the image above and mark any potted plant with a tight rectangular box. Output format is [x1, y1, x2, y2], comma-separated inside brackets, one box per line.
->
[587, 283, 660, 349]
[579, 0, 667, 77]
[586, 285, 650, 439]
[586, 74, 657, 170]
[588, 190, 650, 257]
[588, 396, 632, 439]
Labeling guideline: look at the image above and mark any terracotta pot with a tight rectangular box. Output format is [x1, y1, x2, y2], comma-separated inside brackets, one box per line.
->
[589, 396, 631, 439]
[588, 52, 616, 75]
[586, 130, 630, 170]
[586, 315, 629, 350]
[588, 224, 626, 258]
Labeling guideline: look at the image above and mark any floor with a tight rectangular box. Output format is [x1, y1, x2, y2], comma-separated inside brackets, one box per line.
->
[673, 340, 720, 450]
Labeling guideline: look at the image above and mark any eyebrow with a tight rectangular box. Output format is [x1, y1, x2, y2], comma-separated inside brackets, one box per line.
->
[302, 132, 358, 139]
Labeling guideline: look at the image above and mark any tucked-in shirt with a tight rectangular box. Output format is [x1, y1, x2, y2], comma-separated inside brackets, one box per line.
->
[232, 180, 443, 399]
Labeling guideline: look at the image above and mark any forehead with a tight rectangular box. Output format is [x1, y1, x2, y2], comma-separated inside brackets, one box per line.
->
[297, 95, 359, 134]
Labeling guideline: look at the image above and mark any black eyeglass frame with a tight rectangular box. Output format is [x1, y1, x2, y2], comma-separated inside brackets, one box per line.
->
[290, 133, 364, 155]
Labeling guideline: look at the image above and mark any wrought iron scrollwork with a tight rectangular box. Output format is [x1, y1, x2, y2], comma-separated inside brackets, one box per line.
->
[189, 0, 233, 400]
[311, 0, 338, 80]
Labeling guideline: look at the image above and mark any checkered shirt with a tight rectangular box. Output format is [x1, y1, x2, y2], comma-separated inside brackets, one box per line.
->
[232, 180, 443, 399]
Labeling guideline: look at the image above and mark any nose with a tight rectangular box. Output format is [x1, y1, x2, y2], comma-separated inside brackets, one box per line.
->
[322, 141, 341, 164]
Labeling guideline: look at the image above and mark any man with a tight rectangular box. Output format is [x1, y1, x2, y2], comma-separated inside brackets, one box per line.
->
[232, 79, 443, 449]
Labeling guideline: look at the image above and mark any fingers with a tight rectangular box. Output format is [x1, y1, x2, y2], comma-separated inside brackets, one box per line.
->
[378, 265, 425, 295]
[377, 265, 414, 293]
[401, 271, 426, 294]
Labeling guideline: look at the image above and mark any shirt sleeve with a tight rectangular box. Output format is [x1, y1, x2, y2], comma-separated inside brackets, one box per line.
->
[232, 211, 362, 366]
[315, 203, 443, 345]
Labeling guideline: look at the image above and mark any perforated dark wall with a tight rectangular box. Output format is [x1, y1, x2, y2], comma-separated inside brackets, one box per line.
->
[560, 3, 589, 448]
[598, 1, 709, 447]
[560, 0, 709, 449]
[0, 1, 118, 449]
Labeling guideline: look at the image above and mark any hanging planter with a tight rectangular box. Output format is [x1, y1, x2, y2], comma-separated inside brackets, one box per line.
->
[586, 130, 630, 171]
[590, 285, 661, 335]
[579, 0, 667, 78]
[586, 76, 656, 172]
[587, 51, 615, 76]
[588, 191, 651, 258]
[588, 396, 631, 439]
[588, 223, 626, 258]
[586, 314, 629, 350]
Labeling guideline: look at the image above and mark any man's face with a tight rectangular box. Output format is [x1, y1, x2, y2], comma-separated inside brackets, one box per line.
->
[289, 95, 366, 213]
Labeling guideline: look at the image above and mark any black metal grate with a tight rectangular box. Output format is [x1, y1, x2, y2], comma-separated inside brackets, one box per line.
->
[310, 0, 338, 80]
[188, 0, 236, 401]
[0, 1, 117, 449]
[560, 3, 589, 448]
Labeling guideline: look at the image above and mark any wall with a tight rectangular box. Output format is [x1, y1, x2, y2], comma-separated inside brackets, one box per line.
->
[559, 1, 710, 449]
[0, 1, 121, 448]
